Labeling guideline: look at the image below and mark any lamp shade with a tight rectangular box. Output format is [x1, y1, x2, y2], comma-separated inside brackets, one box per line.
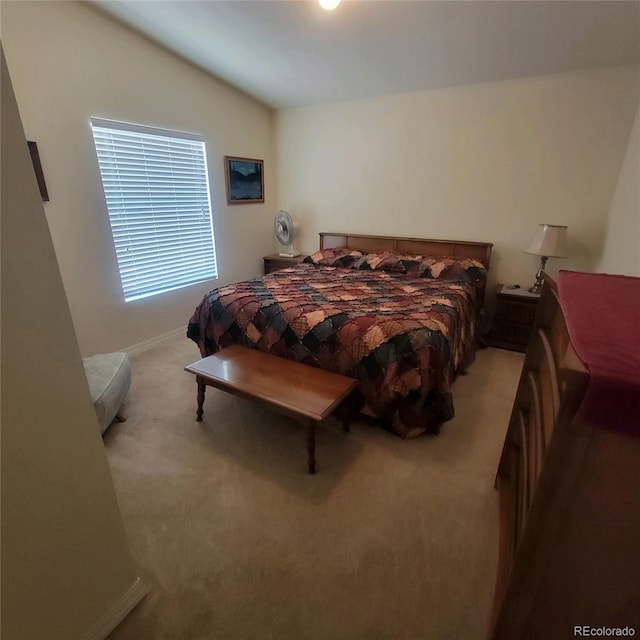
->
[524, 224, 568, 258]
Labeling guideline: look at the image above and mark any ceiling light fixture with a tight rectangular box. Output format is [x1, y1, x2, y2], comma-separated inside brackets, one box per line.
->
[318, 0, 341, 10]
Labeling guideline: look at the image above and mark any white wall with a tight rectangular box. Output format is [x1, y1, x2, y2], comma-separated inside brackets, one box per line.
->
[276, 66, 640, 289]
[596, 103, 640, 276]
[3, 1, 639, 356]
[2, 0, 275, 355]
[1, 47, 141, 640]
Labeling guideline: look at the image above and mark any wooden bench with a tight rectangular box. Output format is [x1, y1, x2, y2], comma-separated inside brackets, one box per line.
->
[184, 345, 358, 474]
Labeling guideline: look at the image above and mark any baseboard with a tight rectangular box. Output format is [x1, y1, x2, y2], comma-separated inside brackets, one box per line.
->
[123, 326, 185, 356]
[80, 576, 148, 640]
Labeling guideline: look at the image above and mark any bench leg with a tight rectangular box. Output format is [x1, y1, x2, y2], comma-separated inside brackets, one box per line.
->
[335, 391, 362, 433]
[333, 402, 350, 432]
[196, 377, 206, 422]
[305, 419, 316, 475]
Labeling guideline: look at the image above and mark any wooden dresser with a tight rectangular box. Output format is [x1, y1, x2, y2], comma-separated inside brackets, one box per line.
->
[489, 273, 640, 640]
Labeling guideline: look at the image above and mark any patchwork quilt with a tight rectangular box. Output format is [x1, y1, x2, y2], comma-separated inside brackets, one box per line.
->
[187, 263, 481, 438]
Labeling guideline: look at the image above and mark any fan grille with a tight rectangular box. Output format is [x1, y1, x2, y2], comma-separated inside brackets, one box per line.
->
[274, 210, 294, 245]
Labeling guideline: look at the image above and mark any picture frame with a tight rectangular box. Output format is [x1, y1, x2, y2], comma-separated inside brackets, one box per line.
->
[224, 156, 264, 205]
[27, 140, 49, 201]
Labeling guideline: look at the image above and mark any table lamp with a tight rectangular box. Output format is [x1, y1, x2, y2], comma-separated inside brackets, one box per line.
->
[524, 224, 568, 294]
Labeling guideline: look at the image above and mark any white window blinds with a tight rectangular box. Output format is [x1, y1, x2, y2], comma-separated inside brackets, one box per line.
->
[90, 117, 217, 302]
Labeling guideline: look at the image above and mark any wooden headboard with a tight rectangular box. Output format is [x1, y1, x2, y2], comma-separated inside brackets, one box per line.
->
[319, 232, 493, 268]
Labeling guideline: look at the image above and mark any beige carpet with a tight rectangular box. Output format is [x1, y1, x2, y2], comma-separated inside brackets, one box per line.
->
[105, 336, 523, 640]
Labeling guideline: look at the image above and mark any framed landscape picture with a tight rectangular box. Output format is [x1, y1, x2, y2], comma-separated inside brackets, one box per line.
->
[224, 156, 264, 205]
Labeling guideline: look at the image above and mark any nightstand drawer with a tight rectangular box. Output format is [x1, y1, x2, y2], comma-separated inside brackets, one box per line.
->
[505, 301, 537, 325]
[501, 321, 534, 346]
[263, 254, 302, 274]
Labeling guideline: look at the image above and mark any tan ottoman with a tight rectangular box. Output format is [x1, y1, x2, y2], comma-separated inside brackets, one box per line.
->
[83, 352, 131, 434]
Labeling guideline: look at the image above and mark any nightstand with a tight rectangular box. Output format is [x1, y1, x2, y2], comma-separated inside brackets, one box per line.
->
[487, 285, 540, 352]
[263, 254, 303, 274]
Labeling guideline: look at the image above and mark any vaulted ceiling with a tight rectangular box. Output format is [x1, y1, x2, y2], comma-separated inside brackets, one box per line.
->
[92, 0, 640, 109]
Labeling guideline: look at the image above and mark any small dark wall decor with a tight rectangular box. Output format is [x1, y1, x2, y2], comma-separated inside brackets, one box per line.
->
[27, 141, 49, 201]
[224, 156, 264, 205]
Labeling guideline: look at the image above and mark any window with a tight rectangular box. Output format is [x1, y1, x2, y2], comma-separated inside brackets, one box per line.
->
[90, 118, 217, 302]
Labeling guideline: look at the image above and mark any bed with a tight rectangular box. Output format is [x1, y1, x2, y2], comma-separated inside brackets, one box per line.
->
[187, 233, 493, 438]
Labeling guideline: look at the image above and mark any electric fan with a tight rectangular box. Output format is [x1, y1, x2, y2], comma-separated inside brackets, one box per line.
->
[274, 210, 299, 257]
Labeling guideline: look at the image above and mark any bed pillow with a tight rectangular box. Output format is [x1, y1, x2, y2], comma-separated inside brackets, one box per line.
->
[420, 256, 487, 283]
[352, 250, 424, 273]
[352, 251, 487, 283]
[303, 248, 365, 268]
